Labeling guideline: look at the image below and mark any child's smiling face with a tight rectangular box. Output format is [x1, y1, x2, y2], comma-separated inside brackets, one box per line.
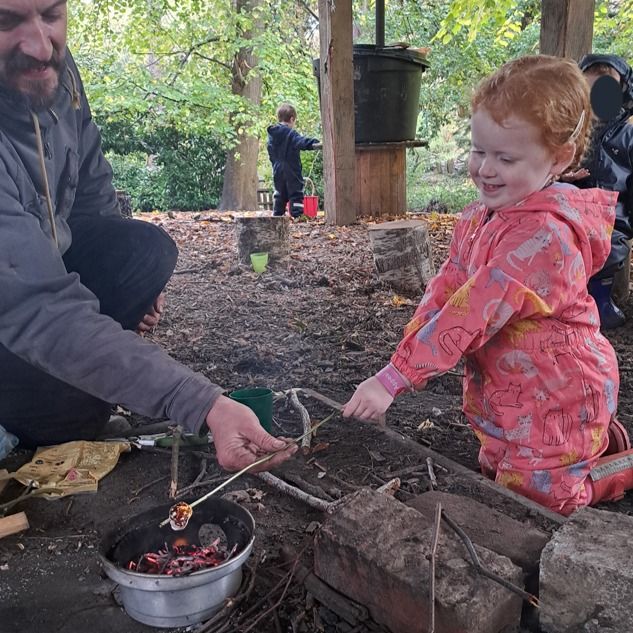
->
[468, 108, 566, 210]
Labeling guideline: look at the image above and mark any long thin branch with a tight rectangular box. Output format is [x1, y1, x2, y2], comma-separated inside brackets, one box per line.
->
[289, 388, 312, 449]
[441, 512, 540, 607]
[296, 0, 318, 21]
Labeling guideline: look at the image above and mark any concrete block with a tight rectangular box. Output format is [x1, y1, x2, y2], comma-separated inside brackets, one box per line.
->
[540, 506, 633, 633]
[407, 491, 550, 571]
[314, 489, 523, 633]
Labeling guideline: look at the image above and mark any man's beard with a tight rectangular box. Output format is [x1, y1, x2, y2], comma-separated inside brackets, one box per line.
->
[0, 49, 65, 111]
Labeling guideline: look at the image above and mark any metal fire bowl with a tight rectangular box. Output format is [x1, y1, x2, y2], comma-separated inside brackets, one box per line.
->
[99, 497, 255, 628]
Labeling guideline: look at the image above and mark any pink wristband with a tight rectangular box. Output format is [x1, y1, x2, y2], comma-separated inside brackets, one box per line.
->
[375, 364, 413, 398]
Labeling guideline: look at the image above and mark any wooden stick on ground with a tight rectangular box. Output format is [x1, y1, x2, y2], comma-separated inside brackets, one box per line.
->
[255, 472, 335, 513]
[441, 512, 539, 607]
[289, 389, 312, 449]
[426, 457, 438, 489]
[428, 502, 442, 633]
[0, 512, 29, 539]
[299, 388, 565, 525]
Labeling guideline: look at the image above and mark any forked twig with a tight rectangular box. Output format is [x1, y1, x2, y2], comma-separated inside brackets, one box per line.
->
[428, 502, 442, 633]
[158, 411, 337, 528]
[441, 512, 540, 607]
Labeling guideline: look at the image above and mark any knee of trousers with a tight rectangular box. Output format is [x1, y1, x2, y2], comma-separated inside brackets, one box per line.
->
[128, 219, 179, 285]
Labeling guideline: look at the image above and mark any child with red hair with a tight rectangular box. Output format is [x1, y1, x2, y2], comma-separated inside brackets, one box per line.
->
[345, 55, 630, 516]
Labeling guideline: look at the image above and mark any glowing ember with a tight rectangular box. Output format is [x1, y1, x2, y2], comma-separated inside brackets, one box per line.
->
[126, 538, 236, 576]
[169, 502, 193, 530]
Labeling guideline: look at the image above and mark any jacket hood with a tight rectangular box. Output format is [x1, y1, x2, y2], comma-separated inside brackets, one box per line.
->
[267, 123, 292, 140]
[579, 53, 633, 108]
[511, 184, 618, 278]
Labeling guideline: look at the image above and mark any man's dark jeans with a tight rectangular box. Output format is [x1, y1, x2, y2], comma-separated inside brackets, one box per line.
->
[0, 216, 178, 448]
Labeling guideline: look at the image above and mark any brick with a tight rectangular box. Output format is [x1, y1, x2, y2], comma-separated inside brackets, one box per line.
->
[407, 491, 550, 571]
[540, 506, 633, 633]
[314, 489, 523, 633]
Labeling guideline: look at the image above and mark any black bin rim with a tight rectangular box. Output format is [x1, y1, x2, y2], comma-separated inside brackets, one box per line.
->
[352, 43, 430, 69]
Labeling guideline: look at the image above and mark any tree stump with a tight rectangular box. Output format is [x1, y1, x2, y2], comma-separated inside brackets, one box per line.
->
[367, 219, 435, 295]
[234, 214, 290, 264]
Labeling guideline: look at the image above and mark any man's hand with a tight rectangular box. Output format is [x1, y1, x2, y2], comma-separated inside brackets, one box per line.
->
[137, 292, 165, 335]
[206, 395, 298, 471]
[342, 376, 394, 424]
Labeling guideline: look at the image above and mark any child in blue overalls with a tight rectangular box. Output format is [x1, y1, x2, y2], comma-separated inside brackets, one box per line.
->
[267, 103, 319, 219]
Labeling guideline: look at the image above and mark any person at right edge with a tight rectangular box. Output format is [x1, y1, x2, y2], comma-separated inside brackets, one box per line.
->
[565, 54, 633, 329]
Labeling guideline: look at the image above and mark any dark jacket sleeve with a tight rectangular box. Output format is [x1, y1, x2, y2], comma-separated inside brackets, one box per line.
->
[67, 55, 120, 220]
[0, 155, 223, 434]
[289, 128, 319, 151]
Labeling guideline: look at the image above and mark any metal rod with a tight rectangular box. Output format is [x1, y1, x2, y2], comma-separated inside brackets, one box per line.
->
[376, 0, 385, 48]
[159, 411, 337, 528]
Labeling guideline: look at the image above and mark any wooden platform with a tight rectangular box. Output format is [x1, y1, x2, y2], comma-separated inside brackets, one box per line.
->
[355, 140, 427, 218]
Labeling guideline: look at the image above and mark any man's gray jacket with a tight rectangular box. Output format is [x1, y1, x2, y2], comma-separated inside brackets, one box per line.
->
[0, 52, 222, 434]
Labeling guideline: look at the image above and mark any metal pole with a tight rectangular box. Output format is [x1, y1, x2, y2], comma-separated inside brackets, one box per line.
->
[376, 0, 384, 48]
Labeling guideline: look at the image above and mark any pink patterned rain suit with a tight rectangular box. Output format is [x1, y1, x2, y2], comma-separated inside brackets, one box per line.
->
[391, 184, 619, 515]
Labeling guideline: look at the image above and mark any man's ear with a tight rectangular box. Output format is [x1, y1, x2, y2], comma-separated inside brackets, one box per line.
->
[552, 142, 576, 176]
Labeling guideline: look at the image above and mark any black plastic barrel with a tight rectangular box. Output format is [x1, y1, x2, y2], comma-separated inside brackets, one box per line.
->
[313, 45, 429, 144]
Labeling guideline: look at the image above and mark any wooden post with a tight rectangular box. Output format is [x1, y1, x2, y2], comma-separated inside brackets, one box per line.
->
[540, 0, 595, 60]
[318, 0, 356, 226]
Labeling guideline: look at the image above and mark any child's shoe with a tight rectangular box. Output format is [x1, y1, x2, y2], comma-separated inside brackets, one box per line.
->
[588, 277, 626, 329]
[605, 417, 631, 456]
[587, 448, 633, 503]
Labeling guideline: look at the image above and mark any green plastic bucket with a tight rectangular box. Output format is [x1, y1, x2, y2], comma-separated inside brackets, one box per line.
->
[229, 388, 273, 432]
[250, 252, 268, 274]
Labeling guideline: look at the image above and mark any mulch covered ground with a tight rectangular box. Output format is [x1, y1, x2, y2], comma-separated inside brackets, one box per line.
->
[1, 210, 633, 633]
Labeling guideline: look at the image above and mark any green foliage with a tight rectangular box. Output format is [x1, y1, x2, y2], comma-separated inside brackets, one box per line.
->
[407, 173, 478, 214]
[105, 124, 226, 211]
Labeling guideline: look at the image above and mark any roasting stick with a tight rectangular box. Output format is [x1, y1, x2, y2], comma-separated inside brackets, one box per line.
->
[159, 410, 338, 528]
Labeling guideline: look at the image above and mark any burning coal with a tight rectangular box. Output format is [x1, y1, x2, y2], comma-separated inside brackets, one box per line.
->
[127, 537, 237, 576]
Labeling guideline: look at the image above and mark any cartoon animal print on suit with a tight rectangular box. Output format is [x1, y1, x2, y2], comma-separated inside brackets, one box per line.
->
[505, 412, 532, 441]
[496, 350, 538, 378]
[482, 299, 514, 336]
[604, 378, 617, 415]
[506, 229, 552, 270]
[438, 326, 481, 356]
[472, 415, 505, 439]
[546, 220, 573, 260]
[543, 409, 573, 446]
[525, 269, 552, 299]
[531, 470, 552, 493]
[488, 383, 523, 416]
[579, 384, 600, 426]
[485, 267, 510, 291]
[516, 445, 544, 465]
[414, 315, 440, 356]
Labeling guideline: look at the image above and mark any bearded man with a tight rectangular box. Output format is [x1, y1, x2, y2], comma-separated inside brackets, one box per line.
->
[0, 0, 295, 471]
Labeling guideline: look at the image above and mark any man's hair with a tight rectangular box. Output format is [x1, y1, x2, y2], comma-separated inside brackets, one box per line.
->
[276, 103, 297, 123]
[471, 55, 591, 169]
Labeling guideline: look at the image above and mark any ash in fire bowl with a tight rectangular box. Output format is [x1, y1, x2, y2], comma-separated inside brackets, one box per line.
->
[99, 498, 255, 628]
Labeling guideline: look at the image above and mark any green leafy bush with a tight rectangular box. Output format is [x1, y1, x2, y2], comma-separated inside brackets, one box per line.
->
[407, 173, 477, 213]
[102, 120, 226, 212]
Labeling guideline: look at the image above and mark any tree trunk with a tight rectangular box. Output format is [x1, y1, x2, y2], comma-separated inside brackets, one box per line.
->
[218, 0, 263, 211]
[367, 219, 435, 295]
[234, 215, 290, 264]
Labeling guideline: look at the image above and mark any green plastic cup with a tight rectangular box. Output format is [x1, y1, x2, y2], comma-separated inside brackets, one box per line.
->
[250, 252, 268, 273]
[229, 387, 273, 432]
